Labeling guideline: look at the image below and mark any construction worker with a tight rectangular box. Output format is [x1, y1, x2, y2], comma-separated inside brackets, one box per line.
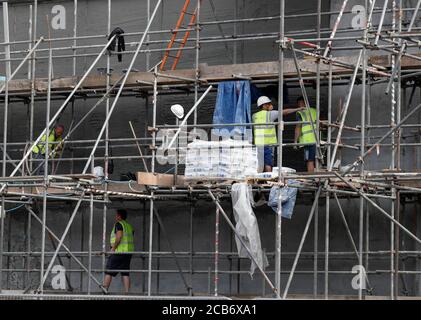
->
[32, 124, 64, 175]
[103, 209, 135, 294]
[294, 96, 317, 172]
[253, 96, 304, 172]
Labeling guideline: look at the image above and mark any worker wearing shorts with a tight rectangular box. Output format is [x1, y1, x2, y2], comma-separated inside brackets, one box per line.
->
[304, 144, 316, 164]
[103, 209, 134, 294]
[295, 96, 317, 172]
[253, 96, 304, 172]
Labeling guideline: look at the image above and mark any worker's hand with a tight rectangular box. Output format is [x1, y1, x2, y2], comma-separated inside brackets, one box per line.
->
[299, 106, 306, 111]
[293, 143, 298, 151]
[111, 248, 115, 252]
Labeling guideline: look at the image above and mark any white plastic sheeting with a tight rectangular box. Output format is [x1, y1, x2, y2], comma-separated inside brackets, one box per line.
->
[231, 183, 268, 277]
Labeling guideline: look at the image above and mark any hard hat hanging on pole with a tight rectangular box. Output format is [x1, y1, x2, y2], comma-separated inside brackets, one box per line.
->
[171, 104, 185, 119]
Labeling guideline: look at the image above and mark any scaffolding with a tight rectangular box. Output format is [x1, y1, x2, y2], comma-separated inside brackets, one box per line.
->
[0, 0, 421, 300]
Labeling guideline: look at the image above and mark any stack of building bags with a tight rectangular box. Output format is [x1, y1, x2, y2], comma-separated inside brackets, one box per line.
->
[185, 139, 258, 179]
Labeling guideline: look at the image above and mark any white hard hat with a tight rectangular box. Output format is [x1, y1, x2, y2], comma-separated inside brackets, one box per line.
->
[171, 104, 185, 119]
[257, 96, 272, 107]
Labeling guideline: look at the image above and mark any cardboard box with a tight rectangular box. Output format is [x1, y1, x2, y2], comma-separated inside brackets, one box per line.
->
[137, 172, 185, 187]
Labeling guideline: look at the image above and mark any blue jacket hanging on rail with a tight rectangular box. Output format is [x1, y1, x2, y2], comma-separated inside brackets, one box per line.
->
[212, 81, 252, 137]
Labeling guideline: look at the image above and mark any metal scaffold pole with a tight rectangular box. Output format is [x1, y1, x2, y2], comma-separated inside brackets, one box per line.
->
[102, 0, 112, 286]
[358, 0, 370, 300]
[0, 0, 421, 300]
[324, 53, 333, 300]
[36, 0, 163, 292]
[283, 187, 322, 299]
[148, 65, 159, 296]
[0, 197, 4, 293]
[39, 47, 53, 294]
[29, 0, 38, 172]
[275, 0, 285, 299]
[73, 0, 78, 77]
[1, 2, 11, 294]
[390, 0, 397, 300]
[394, 0, 403, 298]
[214, 196, 220, 297]
[2, 1, 11, 177]
[314, 0, 322, 299]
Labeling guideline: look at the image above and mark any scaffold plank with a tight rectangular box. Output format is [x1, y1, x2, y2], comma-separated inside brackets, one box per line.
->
[5, 52, 421, 95]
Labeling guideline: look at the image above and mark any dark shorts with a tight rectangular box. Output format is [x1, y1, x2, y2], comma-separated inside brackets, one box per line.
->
[105, 254, 132, 277]
[304, 145, 316, 162]
[264, 146, 274, 167]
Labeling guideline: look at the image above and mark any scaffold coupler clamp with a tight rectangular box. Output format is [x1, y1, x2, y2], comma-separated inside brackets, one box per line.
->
[147, 126, 159, 133]
[280, 37, 289, 50]
[100, 284, 109, 294]
[0, 183, 6, 195]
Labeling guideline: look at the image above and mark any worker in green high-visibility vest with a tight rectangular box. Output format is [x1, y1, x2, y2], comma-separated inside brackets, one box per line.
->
[253, 96, 304, 172]
[103, 209, 135, 294]
[294, 96, 318, 172]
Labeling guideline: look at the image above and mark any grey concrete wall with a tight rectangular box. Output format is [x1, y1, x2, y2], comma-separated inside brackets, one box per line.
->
[0, 0, 420, 297]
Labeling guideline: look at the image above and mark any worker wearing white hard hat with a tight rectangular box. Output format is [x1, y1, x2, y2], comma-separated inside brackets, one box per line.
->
[257, 96, 272, 108]
[252, 95, 304, 172]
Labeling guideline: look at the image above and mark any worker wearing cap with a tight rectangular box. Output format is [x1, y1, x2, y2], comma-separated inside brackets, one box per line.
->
[253, 96, 304, 172]
[32, 124, 65, 175]
[294, 96, 317, 172]
[103, 209, 135, 294]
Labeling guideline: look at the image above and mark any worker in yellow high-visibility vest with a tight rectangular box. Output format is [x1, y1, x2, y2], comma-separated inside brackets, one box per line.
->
[294, 96, 317, 172]
[103, 209, 135, 294]
[32, 125, 65, 175]
[253, 96, 304, 172]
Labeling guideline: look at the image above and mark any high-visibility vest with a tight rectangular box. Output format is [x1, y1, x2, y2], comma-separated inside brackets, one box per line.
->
[32, 131, 63, 155]
[252, 110, 277, 146]
[297, 108, 317, 144]
[110, 220, 134, 253]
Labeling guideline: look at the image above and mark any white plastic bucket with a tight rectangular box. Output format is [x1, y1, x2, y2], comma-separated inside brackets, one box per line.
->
[93, 166, 104, 178]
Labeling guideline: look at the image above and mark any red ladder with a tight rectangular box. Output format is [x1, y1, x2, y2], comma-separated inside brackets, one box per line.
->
[160, 0, 198, 71]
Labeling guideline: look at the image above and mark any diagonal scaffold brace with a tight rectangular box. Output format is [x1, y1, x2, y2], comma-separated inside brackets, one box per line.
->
[25, 206, 103, 291]
[153, 206, 193, 295]
[288, 41, 323, 160]
[332, 194, 374, 293]
[343, 102, 421, 175]
[37, 0, 163, 292]
[385, 0, 421, 95]
[334, 172, 421, 247]
[207, 190, 278, 295]
[282, 186, 322, 299]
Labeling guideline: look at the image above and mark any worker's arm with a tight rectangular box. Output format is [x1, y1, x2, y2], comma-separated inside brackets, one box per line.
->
[294, 125, 302, 145]
[283, 107, 305, 116]
[269, 108, 304, 122]
[52, 138, 64, 158]
[111, 230, 123, 252]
